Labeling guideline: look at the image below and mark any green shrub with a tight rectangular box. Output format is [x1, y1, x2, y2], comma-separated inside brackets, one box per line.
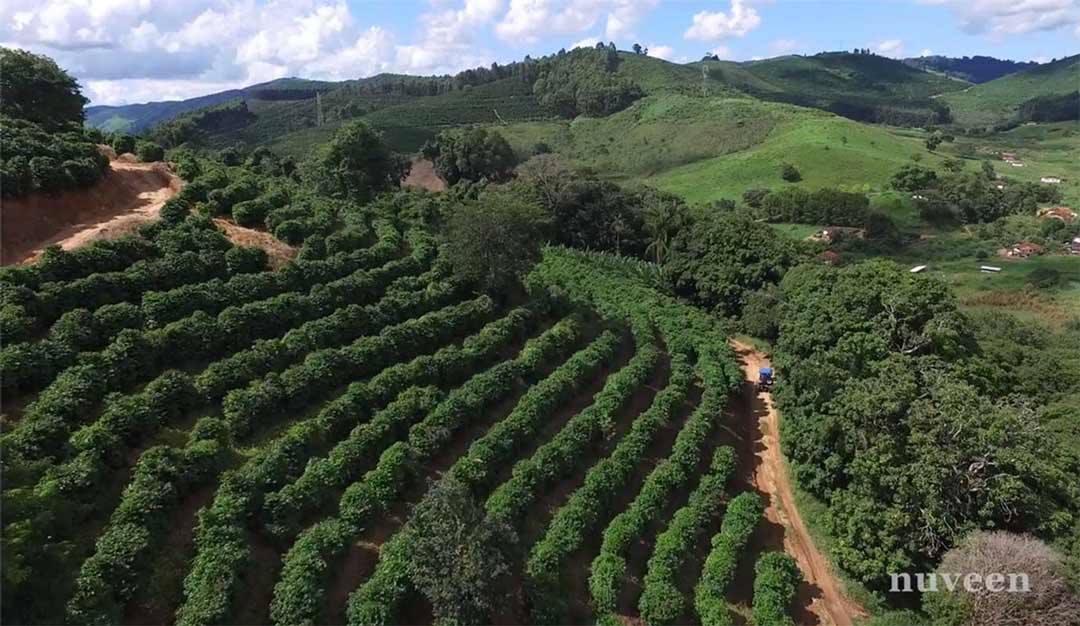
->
[135, 141, 164, 162]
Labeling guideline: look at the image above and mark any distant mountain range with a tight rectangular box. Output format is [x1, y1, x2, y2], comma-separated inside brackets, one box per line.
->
[83, 51, 1073, 154]
[903, 55, 1039, 84]
[84, 77, 344, 133]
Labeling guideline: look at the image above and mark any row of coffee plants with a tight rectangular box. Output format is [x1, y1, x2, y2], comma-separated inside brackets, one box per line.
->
[2, 253, 426, 466]
[638, 446, 737, 625]
[484, 322, 661, 526]
[175, 307, 561, 626]
[270, 318, 588, 626]
[221, 295, 497, 438]
[337, 328, 624, 625]
[260, 385, 445, 539]
[752, 552, 803, 626]
[194, 273, 451, 399]
[65, 417, 231, 625]
[1, 247, 421, 398]
[140, 221, 399, 327]
[694, 492, 765, 626]
[588, 374, 731, 618]
[526, 356, 696, 623]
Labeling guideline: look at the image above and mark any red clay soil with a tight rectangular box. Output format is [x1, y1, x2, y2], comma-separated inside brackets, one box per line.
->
[2, 151, 182, 265]
[402, 158, 447, 192]
[212, 219, 297, 269]
[727, 340, 867, 626]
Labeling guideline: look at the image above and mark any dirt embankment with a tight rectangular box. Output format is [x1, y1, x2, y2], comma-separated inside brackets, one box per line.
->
[402, 157, 447, 192]
[728, 340, 868, 626]
[212, 219, 297, 270]
[1, 149, 182, 265]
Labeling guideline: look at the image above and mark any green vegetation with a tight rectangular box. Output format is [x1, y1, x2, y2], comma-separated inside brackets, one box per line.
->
[4, 44, 1079, 626]
[941, 54, 1080, 127]
[1, 48, 109, 198]
[696, 51, 964, 126]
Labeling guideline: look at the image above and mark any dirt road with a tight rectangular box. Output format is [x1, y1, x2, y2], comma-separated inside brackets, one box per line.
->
[728, 340, 867, 626]
[1, 156, 181, 265]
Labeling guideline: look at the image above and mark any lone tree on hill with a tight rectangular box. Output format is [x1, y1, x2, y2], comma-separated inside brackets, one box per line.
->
[304, 120, 406, 202]
[445, 188, 550, 293]
[422, 128, 517, 185]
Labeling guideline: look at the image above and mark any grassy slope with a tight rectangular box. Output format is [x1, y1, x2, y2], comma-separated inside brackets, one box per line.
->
[940, 54, 1080, 127]
[647, 102, 953, 204]
[693, 53, 967, 115]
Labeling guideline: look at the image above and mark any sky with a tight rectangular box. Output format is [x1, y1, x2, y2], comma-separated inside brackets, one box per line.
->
[2, 0, 1078, 106]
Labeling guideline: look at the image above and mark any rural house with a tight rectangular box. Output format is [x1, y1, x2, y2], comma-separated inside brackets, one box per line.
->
[1005, 241, 1045, 258]
[1037, 206, 1077, 222]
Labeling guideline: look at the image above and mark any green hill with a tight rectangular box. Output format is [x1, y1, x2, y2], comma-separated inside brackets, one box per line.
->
[903, 55, 1038, 84]
[494, 94, 955, 205]
[940, 54, 1080, 127]
[695, 52, 968, 126]
[84, 77, 345, 133]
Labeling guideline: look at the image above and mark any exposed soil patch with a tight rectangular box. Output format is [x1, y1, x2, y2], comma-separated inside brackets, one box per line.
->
[212, 218, 297, 269]
[2, 150, 182, 265]
[726, 340, 867, 626]
[402, 158, 447, 192]
[233, 531, 283, 626]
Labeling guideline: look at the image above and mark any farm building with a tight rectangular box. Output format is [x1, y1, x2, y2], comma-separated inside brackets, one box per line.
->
[1069, 237, 1080, 255]
[817, 250, 842, 265]
[1004, 242, 1045, 258]
[1040, 176, 1062, 184]
[813, 226, 865, 244]
[1037, 206, 1077, 222]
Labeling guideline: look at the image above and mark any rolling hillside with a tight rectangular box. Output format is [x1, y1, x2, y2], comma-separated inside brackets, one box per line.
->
[494, 94, 954, 205]
[85, 78, 345, 133]
[940, 54, 1080, 127]
[903, 55, 1039, 83]
[693, 52, 968, 126]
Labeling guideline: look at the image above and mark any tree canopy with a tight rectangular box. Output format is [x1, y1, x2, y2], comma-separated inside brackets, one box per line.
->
[303, 120, 406, 202]
[0, 47, 87, 129]
[422, 128, 516, 186]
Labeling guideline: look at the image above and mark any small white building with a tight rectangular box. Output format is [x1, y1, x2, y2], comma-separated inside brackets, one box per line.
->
[910, 265, 927, 273]
[980, 266, 1002, 273]
[1041, 176, 1062, 184]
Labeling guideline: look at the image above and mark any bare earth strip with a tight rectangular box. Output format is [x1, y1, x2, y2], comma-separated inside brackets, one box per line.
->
[1, 154, 181, 265]
[729, 340, 868, 626]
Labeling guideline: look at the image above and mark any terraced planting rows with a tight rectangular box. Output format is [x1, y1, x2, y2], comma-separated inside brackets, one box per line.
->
[3, 214, 804, 625]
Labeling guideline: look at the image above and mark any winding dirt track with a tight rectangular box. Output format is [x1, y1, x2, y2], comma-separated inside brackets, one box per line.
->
[729, 340, 867, 626]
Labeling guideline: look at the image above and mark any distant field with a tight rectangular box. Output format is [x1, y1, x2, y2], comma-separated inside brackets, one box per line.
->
[944, 122, 1080, 207]
[647, 110, 954, 205]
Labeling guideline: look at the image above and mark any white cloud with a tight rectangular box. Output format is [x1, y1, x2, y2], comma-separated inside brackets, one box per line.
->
[919, 0, 1080, 39]
[569, 36, 603, 50]
[709, 44, 734, 60]
[495, 0, 659, 44]
[874, 39, 905, 57]
[920, 48, 934, 56]
[0, 0, 505, 104]
[684, 0, 761, 41]
[646, 44, 675, 60]
[768, 38, 798, 56]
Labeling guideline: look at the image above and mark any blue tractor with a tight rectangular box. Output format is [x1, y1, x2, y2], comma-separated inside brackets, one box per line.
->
[756, 367, 774, 392]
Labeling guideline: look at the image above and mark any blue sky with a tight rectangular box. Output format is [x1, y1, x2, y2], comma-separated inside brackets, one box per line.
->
[2, 0, 1077, 105]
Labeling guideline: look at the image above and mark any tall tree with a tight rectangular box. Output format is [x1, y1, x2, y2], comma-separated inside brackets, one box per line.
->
[0, 48, 87, 128]
[303, 120, 405, 202]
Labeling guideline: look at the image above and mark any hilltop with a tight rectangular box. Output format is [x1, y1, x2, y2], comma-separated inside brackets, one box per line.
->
[693, 51, 967, 126]
[903, 55, 1039, 83]
[85, 77, 346, 133]
[87, 49, 967, 154]
[940, 54, 1080, 127]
